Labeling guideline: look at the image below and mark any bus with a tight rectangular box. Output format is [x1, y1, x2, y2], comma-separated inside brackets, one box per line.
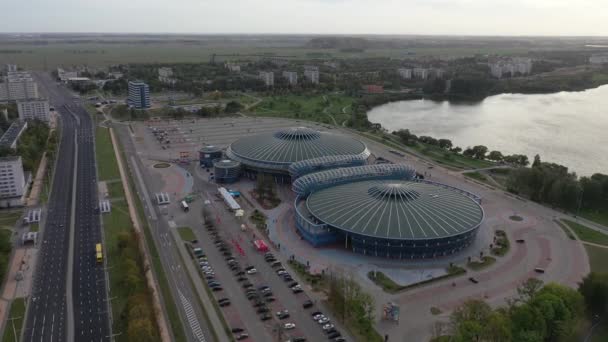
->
[181, 200, 190, 212]
[95, 243, 103, 263]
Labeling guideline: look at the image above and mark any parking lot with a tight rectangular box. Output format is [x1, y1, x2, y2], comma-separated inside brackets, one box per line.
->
[178, 196, 347, 341]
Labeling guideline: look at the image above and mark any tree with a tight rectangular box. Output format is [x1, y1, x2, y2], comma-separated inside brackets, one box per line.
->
[438, 139, 453, 150]
[517, 278, 544, 303]
[393, 129, 417, 146]
[224, 100, 242, 114]
[488, 150, 504, 162]
[532, 154, 542, 168]
[579, 272, 608, 317]
[471, 145, 488, 160]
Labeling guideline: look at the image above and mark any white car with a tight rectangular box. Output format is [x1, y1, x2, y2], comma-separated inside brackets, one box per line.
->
[313, 314, 325, 321]
[318, 317, 330, 324]
[283, 322, 296, 330]
[322, 323, 334, 331]
[247, 268, 258, 275]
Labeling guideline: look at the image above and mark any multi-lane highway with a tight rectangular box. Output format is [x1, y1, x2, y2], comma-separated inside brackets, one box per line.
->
[23, 72, 110, 342]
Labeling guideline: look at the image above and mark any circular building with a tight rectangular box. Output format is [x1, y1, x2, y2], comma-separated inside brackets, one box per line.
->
[225, 127, 370, 180]
[199, 145, 223, 168]
[213, 159, 241, 183]
[298, 179, 483, 259]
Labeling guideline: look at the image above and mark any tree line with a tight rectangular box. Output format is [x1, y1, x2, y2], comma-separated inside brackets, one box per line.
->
[437, 274, 608, 342]
[392, 129, 530, 166]
[114, 230, 160, 341]
[507, 155, 608, 213]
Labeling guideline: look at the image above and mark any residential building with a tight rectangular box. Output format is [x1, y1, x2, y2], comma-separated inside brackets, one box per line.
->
[108, 71, 124, 79]
[413, 68, 429, 80]
[362, 85, 384, 94]
[0, 121, 28, 149]
[304, 66, 320, 84]
[259, 71, 274, 87]
[324, 61, 339, 69]
[0, 156, 28, 207]
[431, 68, 445, 79]
[590, 54, 608, 65]
[6, 64, 17, 72]
[57, 68, 78, 82]
[127, 81, 151, 109]
[17, 99, 50, 122]
[490, 58, 533, 78]
[158, 67, 176, 84]
[282, 71, 298, 86]
[266, 57, 288, 67]
[0, 72, 38, 101]
[225, 63, 241, 73]
[397, 68, 412, 79]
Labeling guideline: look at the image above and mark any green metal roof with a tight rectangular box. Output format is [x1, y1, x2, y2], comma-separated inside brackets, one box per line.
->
[227, 127, 369, 167]
[306, 180, 483, 240]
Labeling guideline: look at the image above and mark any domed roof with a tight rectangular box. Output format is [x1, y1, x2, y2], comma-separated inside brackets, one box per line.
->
[226, 127, 369, 172]
[306, 179, 483, 240]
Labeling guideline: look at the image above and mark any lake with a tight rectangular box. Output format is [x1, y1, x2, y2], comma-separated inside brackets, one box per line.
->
[367, 85, 608, 176]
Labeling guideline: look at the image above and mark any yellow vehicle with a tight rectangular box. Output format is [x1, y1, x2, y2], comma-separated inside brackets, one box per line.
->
[95, 243, 103, 263]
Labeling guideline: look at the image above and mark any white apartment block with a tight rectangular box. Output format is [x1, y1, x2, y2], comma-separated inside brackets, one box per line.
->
[590, 54, 608, 65]
[158, 67, 176, 84]
[282, 71, 298, 86]
[6, 64, 17, 72]
[259, 71, 274, 86]
[57, 68, 78, 82]
[225, 63, 241, 73]
[398, 68, 412, 79]
[0, 74, 39, 101]
[0, 156, 27, 207]
[303, 66, 320, 84]
[490, 58, 533, 78]
[17, 99, 50, 122]
[413, 68, 429, 80]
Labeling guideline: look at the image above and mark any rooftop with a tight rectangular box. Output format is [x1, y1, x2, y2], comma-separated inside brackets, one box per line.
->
[306, 179, 483, 240]
[226, 127, 369, 169]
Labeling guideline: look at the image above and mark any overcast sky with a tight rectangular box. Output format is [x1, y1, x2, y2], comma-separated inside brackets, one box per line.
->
[3, 0, 607, 36]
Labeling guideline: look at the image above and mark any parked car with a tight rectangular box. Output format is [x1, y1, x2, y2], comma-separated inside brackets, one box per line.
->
[283, 323, 296, 330]
[303, 300, 314, 309]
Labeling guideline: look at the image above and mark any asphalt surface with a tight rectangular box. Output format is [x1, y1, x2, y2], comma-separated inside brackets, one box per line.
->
[23, 73, 110, 342]
[114, 124, 216, 342]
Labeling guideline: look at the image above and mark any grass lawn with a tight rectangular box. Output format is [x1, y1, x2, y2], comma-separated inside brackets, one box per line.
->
[0, 229, 13, 283]
[107, 181, 125, 198]
[463, 171, 487, 182]
[467, 256, 497, 271]
[117, 139, 187, 342]
[580, 209, 608, 227]
[2, 297, 26, 342]
[0, 210, 22, 230]
[29, 222, 39, 232]
[95, 125, 171, 342]
[252, 94, 354, 125]
[584, 244, 608, 274]
[96, 128, 121, 181]
[177, 227, 196, 241]
[562, 219, 608, 246]
[592, 320, 608, 342]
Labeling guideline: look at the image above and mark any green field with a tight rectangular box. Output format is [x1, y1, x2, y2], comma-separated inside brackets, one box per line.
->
[584, 244, 608, 274]
[2, 298, 26, 342]
[96, 128, 121, 181]
[252, 94, 353, 125]
[0, 210, 22, 230]
[580, 209, 608, 227]
[562, 219, 608, 246]
[0, 229, 13, 286]
[177, 227, 196, 241]
[107, 181, 125, 198]
[0, 42, 539, 70]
